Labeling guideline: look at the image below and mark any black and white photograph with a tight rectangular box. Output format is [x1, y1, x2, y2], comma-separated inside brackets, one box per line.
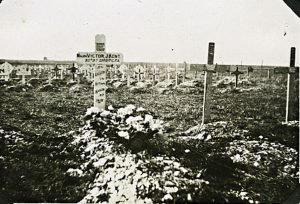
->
[0, 0, 299, 203]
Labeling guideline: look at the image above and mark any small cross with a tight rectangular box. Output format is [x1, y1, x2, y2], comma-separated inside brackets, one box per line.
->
[69, 63, 78, 81]
[152, 66, 159, 85]
[135, 66, 144, 82]
[231, 67, 243, 87]
[52, 65, 61, 79]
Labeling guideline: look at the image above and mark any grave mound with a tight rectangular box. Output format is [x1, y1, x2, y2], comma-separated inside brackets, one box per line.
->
[37, 84, 59, 92]
[178, 80, 203, 88]
[5, 84, 32, 92]
[67, 105, 212, 203]
[155, 80, 174, 88]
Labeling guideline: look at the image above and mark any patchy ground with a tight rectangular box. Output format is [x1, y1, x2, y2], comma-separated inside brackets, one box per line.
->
[0, 74, 299, 203]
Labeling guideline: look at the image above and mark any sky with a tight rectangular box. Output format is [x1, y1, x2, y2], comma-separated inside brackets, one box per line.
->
[0, 0, 299, 66]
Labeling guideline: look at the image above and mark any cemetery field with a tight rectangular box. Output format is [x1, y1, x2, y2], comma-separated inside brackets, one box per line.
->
[0, 75, 299, 203]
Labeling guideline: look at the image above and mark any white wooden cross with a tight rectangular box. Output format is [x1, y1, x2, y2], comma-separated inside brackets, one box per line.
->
[202, 42, 217, 125]
[77, 34, 123, 110]
[0, 62, 14, 81]
[152, 65, 159, 86]
[16, 64, 31, 84]
[274, 47, 298, 122]
[118, 64, 128, 80]
[166, 65, 172, 81]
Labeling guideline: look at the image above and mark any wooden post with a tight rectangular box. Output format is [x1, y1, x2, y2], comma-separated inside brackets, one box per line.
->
[267, 69, 271, 79]
[202, 42, 215, 125]
[273, 47, 297, 122]
[48, 73, 52, 85]
[183, 61, 187, 83]
[286, 47, 296, 122]
[60, 68, 64, 80]
[175, 63, 178, 86]
[21, 75, 26, 84]
[152, 65, 158, 86]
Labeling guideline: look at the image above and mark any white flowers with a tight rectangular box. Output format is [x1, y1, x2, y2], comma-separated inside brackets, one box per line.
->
[85, 107, 100, 116]
[118, 131, 130, 140]
[117, 104, 136, 118]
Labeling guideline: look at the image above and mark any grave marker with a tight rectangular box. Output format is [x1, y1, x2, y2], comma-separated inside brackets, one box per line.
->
[0, 62, 14, 81]
[127, 65, 132, 87]
[77, 35, 123, 110]
[152, 65, 159, 86]
[16, 64, 31, 84]
[247, 66, 253, 77]
[274, 47, 297, 122]
[166, 65, 172, 81]
[95, 34, 106, 52]
[175, 64, 179, 86]
[134, 65, 144, 82]
[53, 65, 60, 79]
[77, 72, 84, 84]
[183, 61, 187, 82]
[118, 64, 128, 79]
[48, 72, 52, 84]
[69, 63, 78, 81]
[202, 42, 216, 125]
[231, 67, 243, 87]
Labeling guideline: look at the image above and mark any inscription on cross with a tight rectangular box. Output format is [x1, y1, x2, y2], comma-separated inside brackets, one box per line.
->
[77, 34, 123, 110]
[231, 67, 243, 88]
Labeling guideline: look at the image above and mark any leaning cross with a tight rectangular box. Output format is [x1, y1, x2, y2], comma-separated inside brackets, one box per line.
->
[202, 42, 217, 125]
[274, 47, 298, 122]
[231, 67, 243, 88]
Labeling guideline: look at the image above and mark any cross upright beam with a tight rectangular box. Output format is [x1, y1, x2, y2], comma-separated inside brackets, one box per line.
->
[273, 47, 298, 122]
[202, 42, 216, 125]
[286, 47, 296, 122]
[231, 67, 243, 87]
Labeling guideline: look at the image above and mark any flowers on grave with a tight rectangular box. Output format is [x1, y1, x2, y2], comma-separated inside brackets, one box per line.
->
[84, 104, 165, 151]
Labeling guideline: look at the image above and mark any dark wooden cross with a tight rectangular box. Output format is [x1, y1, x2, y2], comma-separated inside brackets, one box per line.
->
[136, 66, 144, 82]
[52, 65, 60, 79]
[231, 67, 243, 87]
[69, 63, 77, 81]
[247, 66, 253, 76]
